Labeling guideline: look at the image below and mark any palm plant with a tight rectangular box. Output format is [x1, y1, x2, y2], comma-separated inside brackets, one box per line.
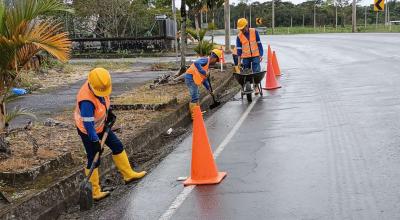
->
[0, 0, 72, 131]
[186, 28, 207, 42]
[193, 40, 214, 56]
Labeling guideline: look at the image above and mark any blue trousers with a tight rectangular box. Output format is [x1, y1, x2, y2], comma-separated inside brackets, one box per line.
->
[233, 54, 239, 66]
[242, 57, 261, 73]
[78, 129, 124, 169]
[185, 77, 200, 103]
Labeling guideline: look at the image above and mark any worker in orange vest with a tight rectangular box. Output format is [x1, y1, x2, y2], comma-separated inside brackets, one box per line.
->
[74, 68, 146, 201]
[185, 49, 222, 118]
[236, 18, 264, 71]
[236, 18, 264, 93]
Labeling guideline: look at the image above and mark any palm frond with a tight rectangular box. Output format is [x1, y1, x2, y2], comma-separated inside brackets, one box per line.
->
[15, 20, 71, 64]
[3, 0, 73, 37]
[186, 28, 199, 41]
[187, 28, 207, 42]
[5, 107, 37, 124]
[0, 1, 5, 35]
[194, 40, 214, 56]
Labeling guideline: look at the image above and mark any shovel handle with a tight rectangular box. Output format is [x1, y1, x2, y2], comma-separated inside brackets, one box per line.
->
[83, 127, 110, 183]
[208, 77, 219, 101]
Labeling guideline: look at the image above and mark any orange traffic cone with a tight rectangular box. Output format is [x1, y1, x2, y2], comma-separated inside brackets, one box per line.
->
[184, 106, 227, 186]
[220, 46, 225, 63]
[263, 45, 281, 90]
[272, 51, 281, 76]
[220, 46, 225, 72]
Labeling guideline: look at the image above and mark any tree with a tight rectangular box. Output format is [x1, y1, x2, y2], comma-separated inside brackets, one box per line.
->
[181, 0, 187, 69]
[206, 0, 224, 43]
[71, 0, 173, 38]
[186, 0, 205, 31]
[0, 0, 72, 132]
[224, 0, 231, 53]
[352, 0, 356, 32]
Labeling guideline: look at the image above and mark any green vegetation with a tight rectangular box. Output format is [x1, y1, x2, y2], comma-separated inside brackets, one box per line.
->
[0, 0, 72, 131]
[262, 25, 400, 35]
[209, 1, 400, 32]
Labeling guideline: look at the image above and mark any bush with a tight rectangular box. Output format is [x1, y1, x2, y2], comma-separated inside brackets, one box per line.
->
[194, 40, 214, 56]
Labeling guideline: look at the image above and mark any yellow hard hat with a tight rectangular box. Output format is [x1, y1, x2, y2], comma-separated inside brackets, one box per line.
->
[237, 18, 248, 30]
[88, 68, 112, 97]
[211, 48, 222, 59]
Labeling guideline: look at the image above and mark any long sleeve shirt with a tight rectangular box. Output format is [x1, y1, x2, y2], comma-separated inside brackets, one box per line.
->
[236, 29, 263, 57]
[79, 97, 107, 142]
[185, 57, 211, 90]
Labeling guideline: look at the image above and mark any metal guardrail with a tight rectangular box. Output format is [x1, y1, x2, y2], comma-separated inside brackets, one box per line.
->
[71, 36, 175, 54]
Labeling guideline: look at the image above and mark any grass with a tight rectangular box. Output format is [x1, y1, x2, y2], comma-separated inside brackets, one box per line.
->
[66, 61, 133, 71]
[263, 25, 400, 35]
[114, 91, 174, 105]
[150, 62, 178, 71]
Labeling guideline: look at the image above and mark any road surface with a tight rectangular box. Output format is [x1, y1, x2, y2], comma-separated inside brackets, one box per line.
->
[75, 33, 400, 219]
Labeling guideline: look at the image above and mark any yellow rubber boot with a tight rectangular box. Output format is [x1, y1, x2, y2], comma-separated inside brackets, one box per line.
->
[189, 103, 198, 120]
[85, 168, 110, 201]
[112, 150, 146, 184]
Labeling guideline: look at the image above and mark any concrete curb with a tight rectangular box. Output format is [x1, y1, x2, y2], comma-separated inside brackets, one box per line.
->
[0, 70, 236, 220]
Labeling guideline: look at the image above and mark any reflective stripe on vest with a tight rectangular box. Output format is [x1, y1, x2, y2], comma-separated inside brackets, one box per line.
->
[238, 28, 260, 58]
[74, 82, 110, 134]
[186, 58, 210, 85]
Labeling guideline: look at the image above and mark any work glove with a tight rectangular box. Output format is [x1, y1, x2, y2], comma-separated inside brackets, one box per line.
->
[234, 66, 240, 74]
[94, 141, 104, 156]
[105, 109, 116, 129]
[259, 56, 263, 62]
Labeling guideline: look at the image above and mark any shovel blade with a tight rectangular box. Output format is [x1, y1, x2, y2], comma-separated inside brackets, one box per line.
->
[209, 101, 221, 109]
[79, 182, 93, 211]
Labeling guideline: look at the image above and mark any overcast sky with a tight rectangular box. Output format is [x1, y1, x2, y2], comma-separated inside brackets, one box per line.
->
[174, 0, 373, 8]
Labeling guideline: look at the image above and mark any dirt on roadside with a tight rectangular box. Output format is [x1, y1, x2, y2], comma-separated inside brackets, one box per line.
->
[0, 66, 233, 201]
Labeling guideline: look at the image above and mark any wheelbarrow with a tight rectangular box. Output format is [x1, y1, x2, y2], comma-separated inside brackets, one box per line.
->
[233, 69, 266, 102]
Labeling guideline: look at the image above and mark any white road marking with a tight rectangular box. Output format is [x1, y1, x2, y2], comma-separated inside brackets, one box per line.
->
[159, 96, 260, 220]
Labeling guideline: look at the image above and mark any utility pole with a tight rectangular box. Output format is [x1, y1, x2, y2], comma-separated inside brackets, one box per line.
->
[352, 0, 356, 32]
[272, 0, 275, 34]
[335, 1, 338, 30]
[224, 0, 231, 53]
[376, 12, 378, 29]
[387, 0, 390, 26]
[180, 0, 187, 69]
[314, 2, 316, 31]
[171, 0, 178, 63]
[364, 6, 367, 29]
[249, 1, 252, 28]
[302, 14, 305, 27]
[384, 0, 387, 25]
[291, 16, 293, 28]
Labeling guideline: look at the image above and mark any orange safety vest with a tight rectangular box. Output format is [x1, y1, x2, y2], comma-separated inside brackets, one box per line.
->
[186, 57, 210, 85]
[74, 82, 110, 134]
[238, 28, 260, 58]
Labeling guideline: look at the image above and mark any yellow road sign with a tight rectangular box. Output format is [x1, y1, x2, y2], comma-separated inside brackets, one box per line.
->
[256, 18, 263, 25]
[374, 0, 384, 11]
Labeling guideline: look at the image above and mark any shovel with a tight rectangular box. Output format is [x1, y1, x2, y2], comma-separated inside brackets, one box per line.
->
[79, 126, 110, 211]
[208, 77, 221, 109]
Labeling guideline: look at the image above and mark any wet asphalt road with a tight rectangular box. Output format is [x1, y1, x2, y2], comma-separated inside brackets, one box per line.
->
[8, 70, 167, 127]
[77, 33, 400, 219]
